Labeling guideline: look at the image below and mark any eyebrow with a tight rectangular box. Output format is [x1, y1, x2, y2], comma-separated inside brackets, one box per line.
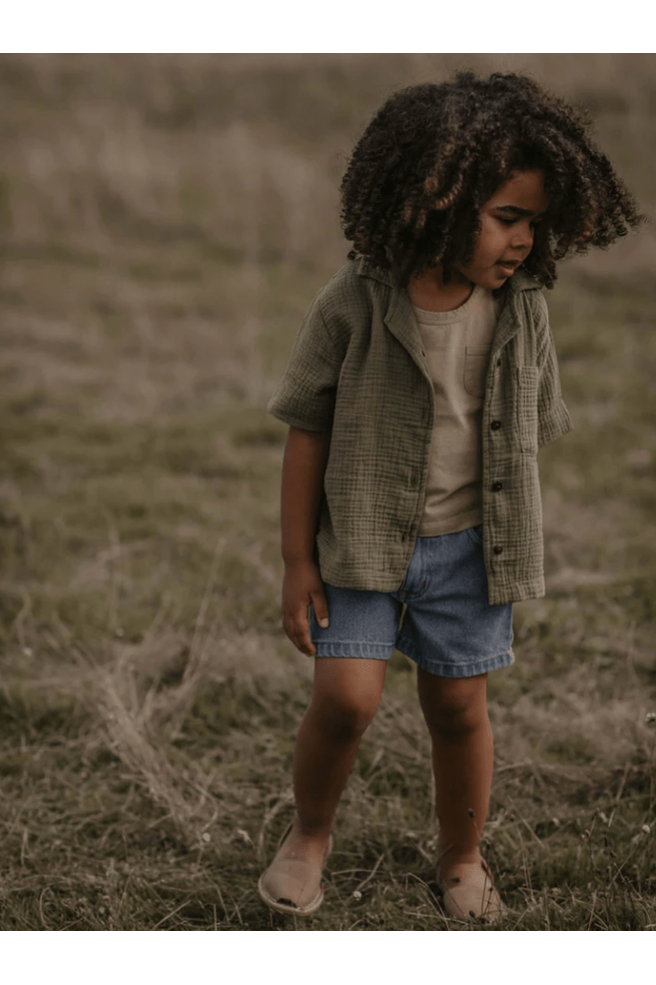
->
[494, 205, 546, 218]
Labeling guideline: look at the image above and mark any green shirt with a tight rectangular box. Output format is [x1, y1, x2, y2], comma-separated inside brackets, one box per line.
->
[268, 257, 573, 605]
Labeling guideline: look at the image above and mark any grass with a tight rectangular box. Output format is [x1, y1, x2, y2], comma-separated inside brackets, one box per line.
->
[0, 53, 655, 931]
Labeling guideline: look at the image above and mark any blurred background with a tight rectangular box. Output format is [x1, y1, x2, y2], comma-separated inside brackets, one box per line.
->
[0, 53, 655, 930]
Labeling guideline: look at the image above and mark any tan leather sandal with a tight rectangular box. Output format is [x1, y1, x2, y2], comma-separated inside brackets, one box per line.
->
[438, 857, 504, 923]
[258, 823, 333, 916]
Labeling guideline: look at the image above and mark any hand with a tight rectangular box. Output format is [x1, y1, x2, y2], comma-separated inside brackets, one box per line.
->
[282, 559, 329, 657]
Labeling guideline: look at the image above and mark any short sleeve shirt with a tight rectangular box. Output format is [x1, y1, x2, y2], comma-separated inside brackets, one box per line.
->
[268, 257, 573, 605]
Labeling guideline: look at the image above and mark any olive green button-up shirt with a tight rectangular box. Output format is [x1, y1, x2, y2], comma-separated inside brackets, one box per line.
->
[268, 258, 572, 605]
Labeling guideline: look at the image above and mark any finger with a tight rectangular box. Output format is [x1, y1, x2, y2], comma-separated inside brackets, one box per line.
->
[311, 589, 330, 630]
[284, 610, 316, 657]
[296, 606, 317, 656]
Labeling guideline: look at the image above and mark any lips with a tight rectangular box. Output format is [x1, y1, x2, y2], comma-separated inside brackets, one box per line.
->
[496, 260, 521, 276]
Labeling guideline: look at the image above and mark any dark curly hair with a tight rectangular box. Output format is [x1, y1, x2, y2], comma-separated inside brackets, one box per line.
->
[340, 72, 645, 288]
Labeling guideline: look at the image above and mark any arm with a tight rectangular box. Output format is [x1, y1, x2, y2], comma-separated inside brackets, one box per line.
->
[280, 426, 331, 656]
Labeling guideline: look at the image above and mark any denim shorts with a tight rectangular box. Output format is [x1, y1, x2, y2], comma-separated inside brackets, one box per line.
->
[310, 526, 514, 678]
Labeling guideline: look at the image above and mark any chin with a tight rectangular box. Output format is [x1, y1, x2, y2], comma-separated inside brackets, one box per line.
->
[477, 273, 506, 290]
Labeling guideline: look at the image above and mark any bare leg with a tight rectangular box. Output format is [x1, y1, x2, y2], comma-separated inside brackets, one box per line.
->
[279, 657, 387, 866]
[417, 670, 493, 880]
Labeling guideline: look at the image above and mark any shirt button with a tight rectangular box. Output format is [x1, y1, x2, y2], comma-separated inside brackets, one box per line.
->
[401, 534, 406, 542]
[496, 358, 502, 368]
[492, 481, 503, 492]
[490, 420, 502, 431]
[493, 545, 503, 555]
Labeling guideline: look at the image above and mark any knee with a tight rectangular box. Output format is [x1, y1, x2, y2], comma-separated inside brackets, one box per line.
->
[424, 694, 488, 739]
[311, 691, 379, 743]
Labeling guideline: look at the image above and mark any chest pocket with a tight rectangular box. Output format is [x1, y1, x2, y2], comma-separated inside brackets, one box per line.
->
[463, 345, 492, 399]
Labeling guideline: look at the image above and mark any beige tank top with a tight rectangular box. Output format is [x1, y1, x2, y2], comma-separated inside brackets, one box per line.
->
[412, 285, 501, 537]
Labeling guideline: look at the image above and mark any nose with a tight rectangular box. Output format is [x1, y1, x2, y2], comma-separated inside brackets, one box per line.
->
[511, 221, 534, 252]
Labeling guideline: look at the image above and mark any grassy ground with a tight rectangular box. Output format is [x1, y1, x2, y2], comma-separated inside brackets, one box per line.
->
[0, 53, 655, 931]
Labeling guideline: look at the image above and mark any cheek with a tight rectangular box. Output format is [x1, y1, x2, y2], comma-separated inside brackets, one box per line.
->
[474, 228, 505, 264]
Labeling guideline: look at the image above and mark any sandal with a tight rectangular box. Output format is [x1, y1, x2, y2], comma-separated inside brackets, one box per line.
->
[438, 857, 504, 923]
[258, 823, 333, 916]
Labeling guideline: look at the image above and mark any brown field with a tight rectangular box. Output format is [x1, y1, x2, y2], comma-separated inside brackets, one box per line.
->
[0, 53, 655, 930]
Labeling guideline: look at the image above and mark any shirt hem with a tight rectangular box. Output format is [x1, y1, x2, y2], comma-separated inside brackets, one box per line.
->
[318, 557, 546, 605]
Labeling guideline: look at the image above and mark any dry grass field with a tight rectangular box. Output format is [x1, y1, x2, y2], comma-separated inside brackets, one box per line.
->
[0, 53, 655, 931]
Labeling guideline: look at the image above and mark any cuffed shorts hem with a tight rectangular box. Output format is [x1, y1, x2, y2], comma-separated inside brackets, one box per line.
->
[315, 642, 392, 660]
[398, 639, 515, 679]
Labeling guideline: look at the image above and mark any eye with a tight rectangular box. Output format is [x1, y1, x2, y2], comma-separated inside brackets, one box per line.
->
[497, 216, 542, 229]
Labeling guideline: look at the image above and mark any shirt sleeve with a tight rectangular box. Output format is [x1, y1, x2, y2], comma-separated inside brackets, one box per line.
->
[267, 291, 343, 432]
[535, 300, 573, 447]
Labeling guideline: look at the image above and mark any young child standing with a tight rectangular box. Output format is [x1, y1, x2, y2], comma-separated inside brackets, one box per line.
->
[259, 72, 642, 922]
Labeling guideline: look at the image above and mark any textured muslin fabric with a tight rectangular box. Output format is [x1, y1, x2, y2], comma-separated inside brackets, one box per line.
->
[268, 257, 572, 605]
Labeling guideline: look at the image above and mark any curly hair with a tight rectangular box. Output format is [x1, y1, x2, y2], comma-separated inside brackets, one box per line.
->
[340, 72, 645, 288]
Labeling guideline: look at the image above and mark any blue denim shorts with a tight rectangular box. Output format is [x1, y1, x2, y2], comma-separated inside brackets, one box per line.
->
[310, 526, 514, 678]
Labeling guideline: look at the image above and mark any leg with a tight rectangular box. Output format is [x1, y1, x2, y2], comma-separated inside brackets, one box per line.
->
[417, 670, 493, 876]
[280, 656, 387, 865]
[259, 657, 387, 914]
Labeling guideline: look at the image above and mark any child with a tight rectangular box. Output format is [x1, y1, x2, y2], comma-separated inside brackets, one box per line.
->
[259, 72, 642, 922]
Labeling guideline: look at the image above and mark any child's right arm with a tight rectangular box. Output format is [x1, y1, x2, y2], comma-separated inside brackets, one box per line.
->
[280, 426, 331, 657]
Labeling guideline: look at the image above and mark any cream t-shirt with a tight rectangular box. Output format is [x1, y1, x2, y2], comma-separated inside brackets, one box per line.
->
[412, 285, 501, 537]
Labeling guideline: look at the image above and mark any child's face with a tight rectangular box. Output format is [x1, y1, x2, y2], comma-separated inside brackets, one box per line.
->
[453, 170, 549, 290]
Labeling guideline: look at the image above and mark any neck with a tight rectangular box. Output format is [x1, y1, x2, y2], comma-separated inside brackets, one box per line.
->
[407, 265, 474, 312]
